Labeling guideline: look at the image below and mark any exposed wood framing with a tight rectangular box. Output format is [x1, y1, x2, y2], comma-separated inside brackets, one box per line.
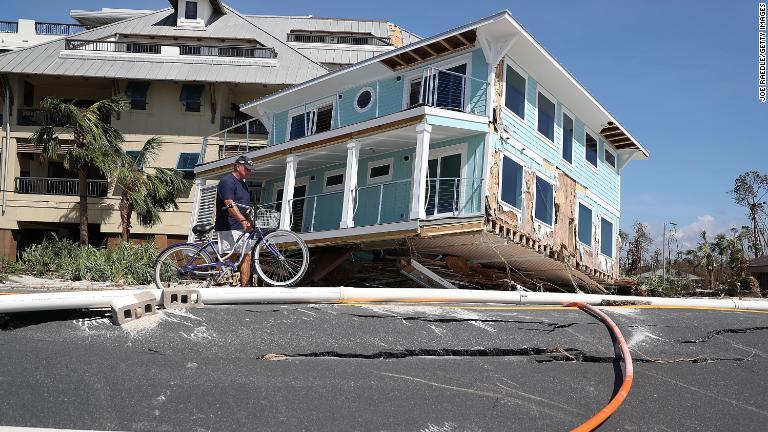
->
[380, 30, 477, 71]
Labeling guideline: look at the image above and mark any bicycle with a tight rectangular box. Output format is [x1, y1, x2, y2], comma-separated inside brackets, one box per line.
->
[153, 203, 309, 289]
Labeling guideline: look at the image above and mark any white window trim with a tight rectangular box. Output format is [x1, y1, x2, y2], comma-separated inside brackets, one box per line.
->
[501, 57, 528, 125]
[535, 84, 557, 146]
[400, 52, 472, 111]
[600, 216, 615, 259]
[584, 127, 600, 172]
[532, 174, 555, 228]
[560, 106, 575, 165]
[367, 157, 393, 184]
[498, 149, 525, 213]
[323, 168, 345, 192]
[603, 142, 617, 171]
[354, 86, 375, 113]
[286, 96, 336, 140]
[575, 200, 594, 248]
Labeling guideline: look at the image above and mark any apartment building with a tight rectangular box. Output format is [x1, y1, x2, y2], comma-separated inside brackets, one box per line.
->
[193, 11, 649, 289]
[0, 0, 416, 257]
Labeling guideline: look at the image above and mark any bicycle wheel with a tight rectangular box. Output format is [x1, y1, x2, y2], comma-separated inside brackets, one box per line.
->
[253, 230, 309, 287]
[154, 244, 214, 290]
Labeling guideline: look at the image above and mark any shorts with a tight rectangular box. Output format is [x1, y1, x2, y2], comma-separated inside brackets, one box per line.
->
[217, 229, 255, 255]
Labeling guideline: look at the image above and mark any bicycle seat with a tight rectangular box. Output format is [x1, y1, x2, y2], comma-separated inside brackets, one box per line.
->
[192, 223, 215, 236]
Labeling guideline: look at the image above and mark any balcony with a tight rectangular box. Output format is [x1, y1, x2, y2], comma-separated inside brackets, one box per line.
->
[14, 177, 109, 198]
[18, 107, 111, 127]
[287, 32, 392, 47]
[64, 39, 278, 59]
[35, 22, 86, 36]
[0, 21, 18, 34]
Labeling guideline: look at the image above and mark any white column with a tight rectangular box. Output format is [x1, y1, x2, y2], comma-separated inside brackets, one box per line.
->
[279, 154, 298, 230]
[409, 123, 432, 220]
[339, 140, 360, 229]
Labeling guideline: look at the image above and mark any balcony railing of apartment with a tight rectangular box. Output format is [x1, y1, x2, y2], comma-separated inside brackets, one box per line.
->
[287, 32, 392, 47]
[14, 177, 109, 198]
[203, 117, 269, 161]
[35, 22, 86, 36]
[267, 177, 483, 234]
[179, 44, 277, 59]
[0, 21, 18, 34]
[65, 39, 162, 54]
[18, 108, 111, 127]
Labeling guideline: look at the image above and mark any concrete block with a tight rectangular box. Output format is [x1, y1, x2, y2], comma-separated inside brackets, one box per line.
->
[111, 291, 159, 326]
[161, 286, 203, 310]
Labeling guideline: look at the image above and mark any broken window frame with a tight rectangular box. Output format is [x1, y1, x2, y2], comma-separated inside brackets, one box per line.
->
[503, 58, 527, 123]
[536, 85, 556, 144]
[323, 168, 345, 192]
[600, 216, 614, 258]
[499, 151, 524, 212]
[533, 174, 555, 227]
[576, 201, 593, 247]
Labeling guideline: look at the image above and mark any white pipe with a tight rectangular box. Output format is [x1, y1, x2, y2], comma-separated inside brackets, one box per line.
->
[0, 287, 767, 314]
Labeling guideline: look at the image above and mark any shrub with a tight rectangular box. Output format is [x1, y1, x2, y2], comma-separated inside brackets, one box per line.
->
[18, 235, 159, 284]
[0, 256, 23, 283]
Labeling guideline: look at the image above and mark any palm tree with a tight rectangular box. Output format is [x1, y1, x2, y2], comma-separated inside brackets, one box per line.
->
[727, 228, 748, 278]
[32, 96, 129, 244]
[712, 233, 729, 283]
[115, 137, 189, 241]
[695, 231, 716, 289]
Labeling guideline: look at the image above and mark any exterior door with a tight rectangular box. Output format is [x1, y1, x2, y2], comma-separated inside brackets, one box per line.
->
[275, 183, 307, 232]
[425, 152, 462, 217]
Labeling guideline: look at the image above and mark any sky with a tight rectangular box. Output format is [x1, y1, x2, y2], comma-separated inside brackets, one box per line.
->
[2, 0, 766, 250]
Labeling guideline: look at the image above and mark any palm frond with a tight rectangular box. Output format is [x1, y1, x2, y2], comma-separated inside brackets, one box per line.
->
[137, 136, 162, 169]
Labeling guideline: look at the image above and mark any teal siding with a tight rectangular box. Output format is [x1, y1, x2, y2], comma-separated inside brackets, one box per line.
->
[500, 73, 620, 211]
[575, 191, 618, 258]
[271, 111, 288, 145]
[469, 49, 489, 116]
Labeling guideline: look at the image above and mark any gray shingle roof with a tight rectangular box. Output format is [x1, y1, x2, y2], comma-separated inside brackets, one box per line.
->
[0, 6, 328, 85]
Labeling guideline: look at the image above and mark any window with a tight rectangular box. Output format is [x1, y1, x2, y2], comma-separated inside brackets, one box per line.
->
[577, 203, 592, 246]
[500, 155, 523, 210]
[179, 84, 204, 112]
[604, 146, 616, 169]
[537, 91, 555, 142]
[314, 104, 333, 133]
[184, 1, 198, 20]
[323, 169, 344, 192]
[23, 81, 34, 107]
[367, 158, 392, 184]
[601, 218, 614, 257]
[355, 87, 374, 113]
[176, 152, 198, 179]
[289, 113, 307, 140]
[585, 131, 598, 167]
[562, 112, 573, 163]
[125, 81, 150, 110]
[504, 63, 526, 120]
[408, 78, 422, 107]
[534, 176, 554, 226]
[125, 150, 143, 169]
[288, 102, 334, 140]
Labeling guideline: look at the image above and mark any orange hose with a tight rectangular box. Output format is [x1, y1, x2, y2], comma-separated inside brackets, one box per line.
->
[566, 302, 634, 432]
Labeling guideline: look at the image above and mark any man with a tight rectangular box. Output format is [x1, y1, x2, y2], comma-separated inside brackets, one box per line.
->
[215, 155, 256, 287]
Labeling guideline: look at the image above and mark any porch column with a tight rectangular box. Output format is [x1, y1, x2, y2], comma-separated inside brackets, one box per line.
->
[279, 154, 298, 230]
[339, 140, 360, 229]
[409, 122, 432, 220]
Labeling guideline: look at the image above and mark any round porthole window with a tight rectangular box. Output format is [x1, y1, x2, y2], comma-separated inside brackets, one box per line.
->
[354, 87, 374, 113]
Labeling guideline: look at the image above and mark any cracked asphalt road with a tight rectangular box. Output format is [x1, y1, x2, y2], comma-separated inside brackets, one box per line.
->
[1, 302, 767, 431]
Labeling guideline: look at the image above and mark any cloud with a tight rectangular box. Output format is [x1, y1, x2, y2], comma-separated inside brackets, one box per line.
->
[672, 214, 716, 249]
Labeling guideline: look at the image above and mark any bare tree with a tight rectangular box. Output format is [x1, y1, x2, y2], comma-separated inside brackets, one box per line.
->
[729, 171, 768, 258]
[626, 221, 653, 276]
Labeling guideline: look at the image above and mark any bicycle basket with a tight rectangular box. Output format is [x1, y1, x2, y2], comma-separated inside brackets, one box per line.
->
[254, 208, 280, 228]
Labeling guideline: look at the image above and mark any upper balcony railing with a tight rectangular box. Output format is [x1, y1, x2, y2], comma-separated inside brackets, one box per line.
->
[18, 107, 111, 127]
[14, 177, 109, 198]
[287, 32, 391, 46]
[0, 21, 18, 34]
[35, 22, 86, 36]
[64, 39, 278, 59]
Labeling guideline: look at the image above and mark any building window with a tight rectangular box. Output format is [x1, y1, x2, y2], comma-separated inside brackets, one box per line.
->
[367, 158, 392, 184]
[323, 169, 345, 192]
[23, 81, 34, 107]
[537, 90, 555, 142]
[585, 131, 598, 167]
[125, 150, 143, 169]
[604, 146, 616, 168]
[184, 1, 198, 20]
[314, 104, 333, 133]
[601, 217, 614, 257]
[176, 152, 198, 179]
[355, 87, 374, 113]
[408, 78, 422, 107]
[179, 84, 204, 112]
[289, 113, 307, 140]
[504, 63, 526, 120]
[125, 81, 150, 110]
[577, 203, 592, 246]
[562, 112, 573, 163]
[534, 176, 554, 226]
[500, 155, 523, 210]
[288, 103, 334, 141]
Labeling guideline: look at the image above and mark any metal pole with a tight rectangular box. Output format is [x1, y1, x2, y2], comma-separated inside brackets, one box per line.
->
[310, 196, 317, 232]
[377, 184, 384, 224]
[662, 222, 666, 285]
